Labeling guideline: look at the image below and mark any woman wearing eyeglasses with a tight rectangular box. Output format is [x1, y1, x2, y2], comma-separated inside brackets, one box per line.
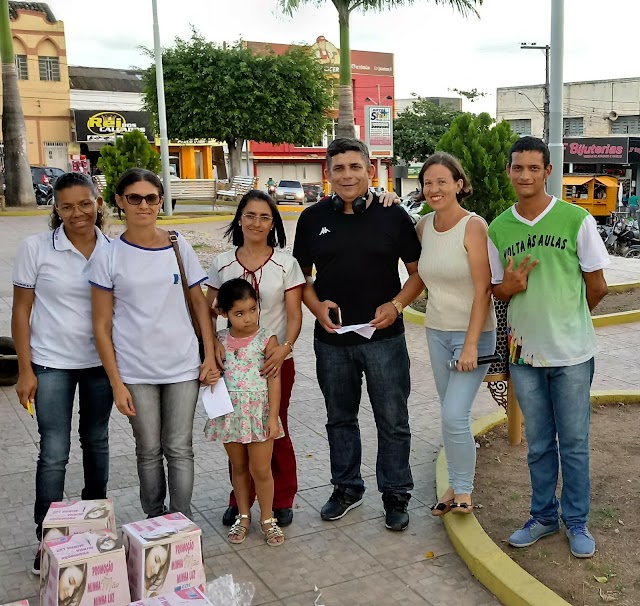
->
[205, 190, 304, 528]
[11, 172, 113, 575]
[90, 168, 220, 519]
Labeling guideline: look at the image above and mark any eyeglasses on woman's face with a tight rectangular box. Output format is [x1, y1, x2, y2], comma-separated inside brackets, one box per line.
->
[124, 193, 162, 206]
[241, 212, 273, 224]
[56, 200, 95, 216]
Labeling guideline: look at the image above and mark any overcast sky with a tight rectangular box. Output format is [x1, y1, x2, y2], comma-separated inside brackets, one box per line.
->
[45, 0, 638, 117]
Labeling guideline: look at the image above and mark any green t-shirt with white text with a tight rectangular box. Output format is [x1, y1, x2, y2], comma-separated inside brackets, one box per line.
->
[488, 200, 597, 367]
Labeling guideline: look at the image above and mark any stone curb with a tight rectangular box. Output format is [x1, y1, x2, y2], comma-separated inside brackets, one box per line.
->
[435, 411, 572, 606]
[438, 392, 640, 605]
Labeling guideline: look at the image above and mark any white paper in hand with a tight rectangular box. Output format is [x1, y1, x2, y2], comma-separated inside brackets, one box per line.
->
[202, 379, 234, 419]
[333, 323, 376, 339]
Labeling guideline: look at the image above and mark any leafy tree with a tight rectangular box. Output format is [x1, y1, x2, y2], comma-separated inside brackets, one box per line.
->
[0, 0, 34, 206]
[450, 87, 486, 103]
[279, 0, 482, 138]
[437, 112, 518, 223]
[97, 130, 161, 207]
[393, 98, 462, 163]
[143, 35, 334, 179]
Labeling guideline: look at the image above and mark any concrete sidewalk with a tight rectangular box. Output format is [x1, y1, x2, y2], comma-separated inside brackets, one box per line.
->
[1, 215, 639, 605]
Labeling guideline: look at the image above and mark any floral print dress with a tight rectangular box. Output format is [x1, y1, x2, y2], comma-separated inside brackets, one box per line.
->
[204, 328, 284, 444]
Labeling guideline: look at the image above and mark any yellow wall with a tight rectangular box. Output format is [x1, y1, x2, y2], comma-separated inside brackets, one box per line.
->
[0, 9, 71, 165]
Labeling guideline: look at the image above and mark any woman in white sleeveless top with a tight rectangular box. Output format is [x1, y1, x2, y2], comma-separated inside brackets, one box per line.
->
[415, 153, 496, 515]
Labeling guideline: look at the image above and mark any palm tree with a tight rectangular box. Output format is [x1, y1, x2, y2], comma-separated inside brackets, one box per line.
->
[0, 0, 35, 207]
[279, 0, 482, 139]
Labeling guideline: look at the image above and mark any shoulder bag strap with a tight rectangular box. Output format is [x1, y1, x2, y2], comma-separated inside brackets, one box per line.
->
[169, 231, 202, 339]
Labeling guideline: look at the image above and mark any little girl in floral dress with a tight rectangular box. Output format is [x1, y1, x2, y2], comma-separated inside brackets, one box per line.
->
[205, 278, 285, 546]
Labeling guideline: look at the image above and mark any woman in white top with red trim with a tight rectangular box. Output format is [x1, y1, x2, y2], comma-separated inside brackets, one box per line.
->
[205, 190, 305, 528]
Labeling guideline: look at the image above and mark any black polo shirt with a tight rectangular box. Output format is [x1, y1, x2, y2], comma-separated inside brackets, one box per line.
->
[293, 198, 422, 345]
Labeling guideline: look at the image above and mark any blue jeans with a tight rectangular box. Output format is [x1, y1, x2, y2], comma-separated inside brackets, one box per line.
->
[126, 381, 200, 518]
[32, 364, 113, 540]
[426, 329, 497, 494]
[314, 334, 413, 495]
[509, 359, 594, 527]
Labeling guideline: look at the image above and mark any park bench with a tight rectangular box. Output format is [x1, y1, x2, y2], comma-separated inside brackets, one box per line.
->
[216, 175, 256, 203]
[170, 179, 217, 204]
[93, 175, 106, 192]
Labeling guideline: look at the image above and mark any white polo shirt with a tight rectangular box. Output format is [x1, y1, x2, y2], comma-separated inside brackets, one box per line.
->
[88, 232, 207, 385]
[205, 248, 305, 346]
[12, 226, 111, 369]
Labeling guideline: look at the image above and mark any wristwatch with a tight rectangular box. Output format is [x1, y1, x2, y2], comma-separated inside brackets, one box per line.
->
[391, 298, 404, 316]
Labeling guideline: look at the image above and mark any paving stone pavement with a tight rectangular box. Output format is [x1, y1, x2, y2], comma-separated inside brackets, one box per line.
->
[1, 215, 640, 606]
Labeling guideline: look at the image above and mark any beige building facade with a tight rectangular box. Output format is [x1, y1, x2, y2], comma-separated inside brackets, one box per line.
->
[497, 77, 640, 139]
[2, 3, 71, 168]
[497, 77, 640, 195]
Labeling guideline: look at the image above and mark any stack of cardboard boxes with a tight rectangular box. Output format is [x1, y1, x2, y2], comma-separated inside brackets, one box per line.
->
[18, 499, 212, 606]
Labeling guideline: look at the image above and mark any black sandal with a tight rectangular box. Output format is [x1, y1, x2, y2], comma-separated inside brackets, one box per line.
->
[450, 501, 473, 515]
[430, 498, 454, 517]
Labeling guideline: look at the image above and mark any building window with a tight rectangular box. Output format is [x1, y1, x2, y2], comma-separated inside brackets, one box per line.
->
[507, 119, 532, 136]
[563, 117, 584, 136]
[15, 55, 28, 80]
[38, 56, 60, 81]
[297, 119, 338, 148]
[611, 115, 640, 135]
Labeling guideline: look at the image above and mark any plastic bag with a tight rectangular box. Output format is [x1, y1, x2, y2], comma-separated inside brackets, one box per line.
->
[205, 574, 255, 606]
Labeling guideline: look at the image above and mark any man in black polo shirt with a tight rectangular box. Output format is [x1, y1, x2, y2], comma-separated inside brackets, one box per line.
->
[293, 138, 424, 531]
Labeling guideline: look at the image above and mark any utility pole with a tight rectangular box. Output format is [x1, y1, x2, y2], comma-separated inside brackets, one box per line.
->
[151, 0, 172, 216]
[548, 0, 565, 199]
[521, 43, 551, 143]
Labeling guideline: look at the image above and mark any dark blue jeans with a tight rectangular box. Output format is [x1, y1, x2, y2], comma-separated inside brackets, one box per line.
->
[314, 334, 413, 495]
[32, 364, 113, 540]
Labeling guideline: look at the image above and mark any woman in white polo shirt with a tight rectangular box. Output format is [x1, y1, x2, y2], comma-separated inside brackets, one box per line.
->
[206, 190, 305, 528]
[11, 172, 113, 575]
[90, 168, 220, 520]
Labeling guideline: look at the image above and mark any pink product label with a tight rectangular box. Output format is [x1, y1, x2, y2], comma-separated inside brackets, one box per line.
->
[45, 501, 114, 525]
[46, 532, 119, 563]
[124, 515, 198, 545]
[131, 537, 204, 600]
[4, 600, 30, 606]
[128, 587, 210, 606]
[43, 551, 130, 606]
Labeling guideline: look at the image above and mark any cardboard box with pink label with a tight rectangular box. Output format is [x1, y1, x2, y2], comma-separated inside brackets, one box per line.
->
[122, 514, 205, 601]
[40, 531, 131, 606]
[128, 586, 213, 606]
[42, 500, 116, 544]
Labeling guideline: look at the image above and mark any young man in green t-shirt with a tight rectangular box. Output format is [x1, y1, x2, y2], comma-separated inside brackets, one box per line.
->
[488, 137, 609, 558]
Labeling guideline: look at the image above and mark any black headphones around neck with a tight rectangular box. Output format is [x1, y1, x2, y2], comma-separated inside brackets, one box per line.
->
[331, 192, 372, 215]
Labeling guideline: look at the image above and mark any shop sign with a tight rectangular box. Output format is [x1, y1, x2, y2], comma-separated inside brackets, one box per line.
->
[364, 105, 393, 157]
[75, 110, 153, 142]
[407, 163, 422, 179]
[563, 137, 628, 163]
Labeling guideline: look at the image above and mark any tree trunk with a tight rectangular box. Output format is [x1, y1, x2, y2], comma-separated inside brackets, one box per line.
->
[335, 6, 355, 139]
[227, 137, 244, 181]
[0, 0, 35, 207]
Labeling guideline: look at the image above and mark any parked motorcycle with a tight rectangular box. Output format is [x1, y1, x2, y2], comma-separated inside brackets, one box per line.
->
[606, 219, 640, 256]
[400, 196, 424, 226]
[34, 183, 53, 206]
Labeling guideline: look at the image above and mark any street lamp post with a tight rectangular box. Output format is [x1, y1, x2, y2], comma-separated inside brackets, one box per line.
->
[521, 42, 550, 143]
[547, 0, 565, 199]
[151, 0, 172, 216]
